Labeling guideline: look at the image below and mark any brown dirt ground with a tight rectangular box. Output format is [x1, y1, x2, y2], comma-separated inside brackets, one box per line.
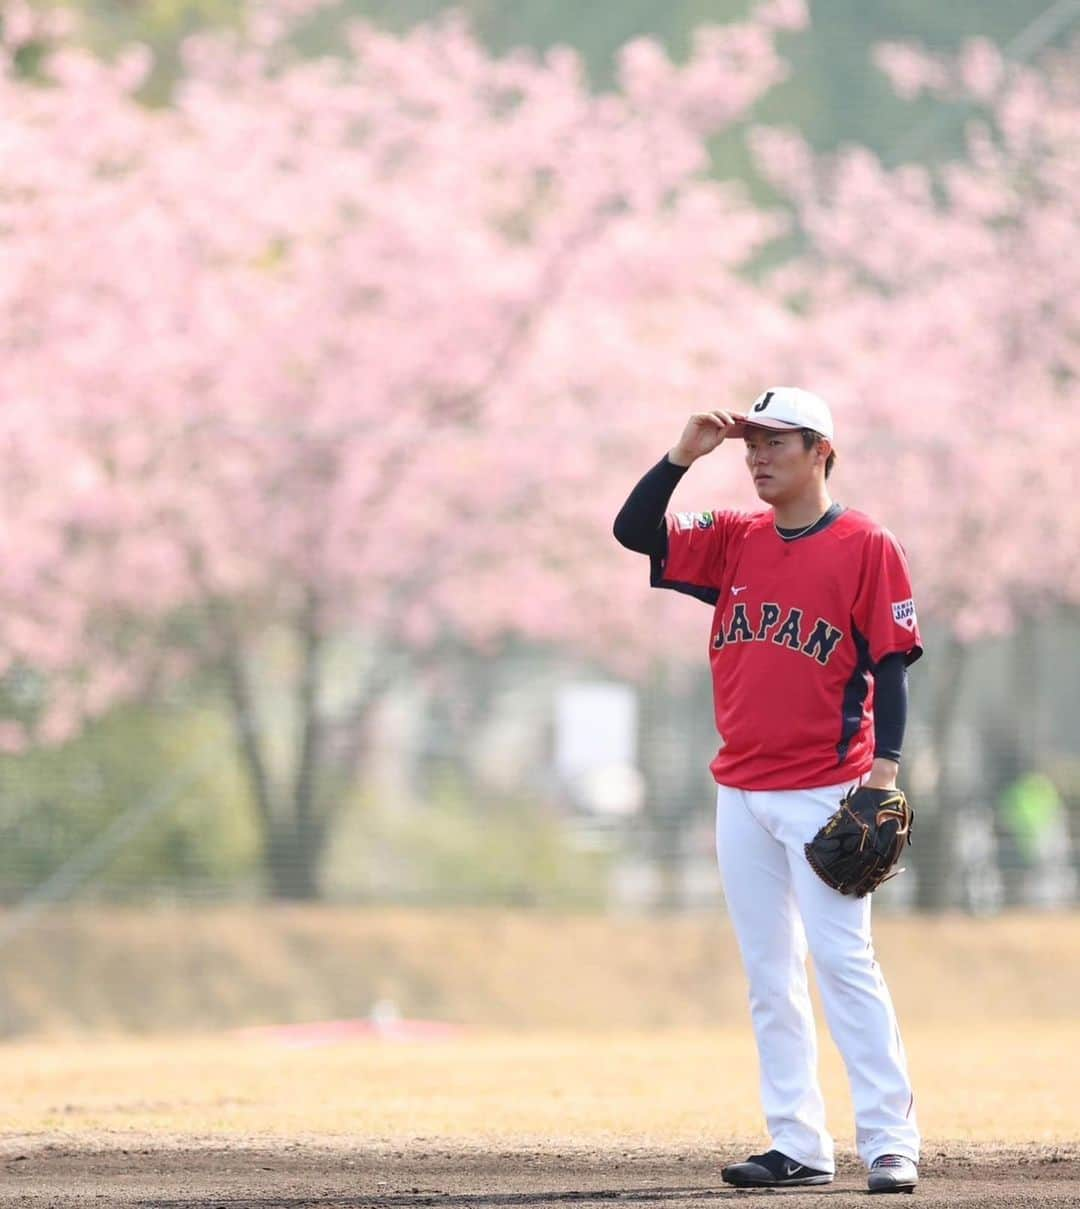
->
[2, 1029, 1078, 1207]
[3, 911, 1079, 1205]
[1, 1139, 1078, 1208]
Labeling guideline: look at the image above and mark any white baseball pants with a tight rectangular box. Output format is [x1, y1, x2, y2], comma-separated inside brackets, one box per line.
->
[715, 781, 920, 1172]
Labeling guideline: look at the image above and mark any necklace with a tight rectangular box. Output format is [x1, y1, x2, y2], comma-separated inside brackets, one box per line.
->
[775, 505, 831, 542]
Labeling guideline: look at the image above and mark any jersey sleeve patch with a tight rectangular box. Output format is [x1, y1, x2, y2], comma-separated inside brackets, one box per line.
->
[674, 511, 714, 532]
[891, 598, 917, 631]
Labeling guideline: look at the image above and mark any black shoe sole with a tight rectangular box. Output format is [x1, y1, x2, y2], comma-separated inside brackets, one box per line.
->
[723, 1174, 834, 1188]
[868, 1184, 916, 1195]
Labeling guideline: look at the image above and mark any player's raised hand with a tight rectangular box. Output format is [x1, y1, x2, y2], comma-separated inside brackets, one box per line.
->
[669, 411, 746, 467]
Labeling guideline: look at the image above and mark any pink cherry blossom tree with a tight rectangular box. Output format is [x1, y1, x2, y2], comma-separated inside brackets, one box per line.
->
[765, 35, 1078, 623]
[0, 0, 802, 895]
[751, 36, 1080, 902]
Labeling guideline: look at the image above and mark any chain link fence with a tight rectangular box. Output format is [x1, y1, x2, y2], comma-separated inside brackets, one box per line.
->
[2, 618, 1077, 926]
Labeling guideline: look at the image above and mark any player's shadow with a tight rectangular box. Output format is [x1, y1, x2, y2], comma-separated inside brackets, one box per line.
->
[369, 1191, 851, 1205]
[139, 1186, 854, 1207]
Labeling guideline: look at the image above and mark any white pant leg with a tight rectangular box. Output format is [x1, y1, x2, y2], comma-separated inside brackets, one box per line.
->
[767, 783, 921, 1167]
[715, 785, 834, 1173]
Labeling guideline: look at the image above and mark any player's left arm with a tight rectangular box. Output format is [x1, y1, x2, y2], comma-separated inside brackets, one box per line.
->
[865, 654, 906, 789]
[852, 528, 922, 790]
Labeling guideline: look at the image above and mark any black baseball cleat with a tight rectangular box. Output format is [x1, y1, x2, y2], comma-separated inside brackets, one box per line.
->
[721, 1149, 833, 1188]
[868, 1154, 918, 1194]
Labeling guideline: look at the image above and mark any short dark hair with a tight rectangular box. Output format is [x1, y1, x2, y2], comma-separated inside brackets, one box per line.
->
[801, 429, 836, 479]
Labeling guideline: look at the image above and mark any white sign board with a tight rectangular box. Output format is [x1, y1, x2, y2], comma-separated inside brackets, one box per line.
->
[554, 682, 642, 815]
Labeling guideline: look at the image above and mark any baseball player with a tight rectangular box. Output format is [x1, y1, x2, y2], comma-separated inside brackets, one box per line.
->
[613, 388, 921, 1194]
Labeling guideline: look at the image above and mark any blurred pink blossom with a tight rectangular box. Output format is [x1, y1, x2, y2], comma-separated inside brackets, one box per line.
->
[873, 42, 949, 99]
[757, 38, 1080, 640]
[0, 0, 792, 739]
[753, 0, 809, 32]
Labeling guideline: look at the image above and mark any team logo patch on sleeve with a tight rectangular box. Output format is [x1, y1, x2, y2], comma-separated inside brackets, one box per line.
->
[674, 511, 714, 532]
[892, 598, 917, 631]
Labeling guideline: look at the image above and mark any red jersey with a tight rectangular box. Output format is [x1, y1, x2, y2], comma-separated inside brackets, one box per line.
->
[656, 506, 922, 790]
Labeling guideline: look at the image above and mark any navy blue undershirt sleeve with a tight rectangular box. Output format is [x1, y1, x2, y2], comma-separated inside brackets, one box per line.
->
[613, 454, 687, 556]
[872, 651, 908, 763]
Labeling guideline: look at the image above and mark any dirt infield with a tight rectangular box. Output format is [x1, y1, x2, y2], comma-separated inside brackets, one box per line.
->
[1, 1140, 1078, 1207]
[2, 1028, 1078, 1206]
[5, 1026, 1078, 1139]
[3, 913, 1079, 1204]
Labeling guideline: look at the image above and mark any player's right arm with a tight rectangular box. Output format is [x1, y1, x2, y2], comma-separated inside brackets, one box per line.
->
[613, 410, 745, 553]
[613, 411, 747, 604]
[668, 410, 746, 467]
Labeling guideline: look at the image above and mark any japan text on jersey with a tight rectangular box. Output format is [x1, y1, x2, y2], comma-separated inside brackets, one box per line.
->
[712, 603, 844, 666]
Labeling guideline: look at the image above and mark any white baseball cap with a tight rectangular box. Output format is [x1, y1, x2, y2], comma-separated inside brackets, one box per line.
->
[744, 387, 834, 442]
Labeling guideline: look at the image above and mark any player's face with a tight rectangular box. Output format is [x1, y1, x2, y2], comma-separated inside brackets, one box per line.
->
[743, 428, 820, 504]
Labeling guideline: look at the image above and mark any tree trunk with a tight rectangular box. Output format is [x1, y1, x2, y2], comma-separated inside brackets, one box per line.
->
[221, 633, 276, 835]
[1011, 616, 1040, 767]
[218, 599, 333, 902]
[287, 592, 326, 900]
[265, 819, 322, 900]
